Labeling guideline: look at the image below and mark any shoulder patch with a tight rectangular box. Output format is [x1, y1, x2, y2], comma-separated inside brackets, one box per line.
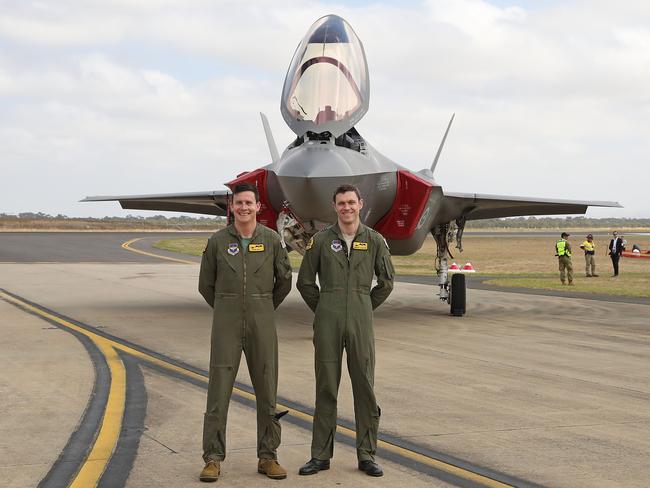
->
[305, 237, 314, 251]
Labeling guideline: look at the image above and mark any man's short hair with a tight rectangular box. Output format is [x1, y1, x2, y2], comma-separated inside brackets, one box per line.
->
[233, 182, 259, 202]
[332, 184, 361, 202]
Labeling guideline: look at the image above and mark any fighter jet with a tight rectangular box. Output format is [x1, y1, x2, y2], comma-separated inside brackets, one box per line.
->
[84, 14, 620, 312]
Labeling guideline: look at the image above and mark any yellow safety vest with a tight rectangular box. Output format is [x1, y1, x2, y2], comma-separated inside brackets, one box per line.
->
[556, 239, 571, 257]
[581, 240, 595, 253]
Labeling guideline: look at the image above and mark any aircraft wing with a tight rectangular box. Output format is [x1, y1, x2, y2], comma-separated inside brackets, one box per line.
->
[441, 192, 622, 221]
[81, 191, 229, 216]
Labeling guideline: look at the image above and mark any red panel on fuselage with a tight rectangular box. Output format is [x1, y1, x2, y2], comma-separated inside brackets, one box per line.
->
[374, 170, 432, 239]
[226, 169, 278, 230]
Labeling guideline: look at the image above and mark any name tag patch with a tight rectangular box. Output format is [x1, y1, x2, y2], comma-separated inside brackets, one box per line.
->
[248, 243, 265, 252]
[352, 241, 368, 250]
[331, 239, 343, 252]
[227, 243, 239, 256]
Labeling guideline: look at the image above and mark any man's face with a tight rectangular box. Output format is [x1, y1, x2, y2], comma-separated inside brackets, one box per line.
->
[613, 231, 618, 238]
[333, 191, 363, 226]
[230, 191, 260, 225]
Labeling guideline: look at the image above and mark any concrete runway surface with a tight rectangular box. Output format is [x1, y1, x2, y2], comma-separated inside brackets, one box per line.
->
[1, 232, 649, 487]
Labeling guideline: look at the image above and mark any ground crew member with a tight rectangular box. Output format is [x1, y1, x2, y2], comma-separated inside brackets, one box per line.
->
[580, 233, 598, 277]
[297, 184, 394, 478]
[198, 183, 292, 482]
[555, 232, 574, 285]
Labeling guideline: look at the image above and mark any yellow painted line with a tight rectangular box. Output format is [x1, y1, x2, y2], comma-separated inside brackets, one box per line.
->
[109, 337, 512, 486]
[70, 340, 125, 488]
[121, 238, 197, 264]
[2, 289, 512, 488]
[0, 290, 125, 488]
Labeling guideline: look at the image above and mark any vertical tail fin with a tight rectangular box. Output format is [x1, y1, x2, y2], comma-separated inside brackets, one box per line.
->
[430, 113, 455, 174]
[260, 112, 280, 163]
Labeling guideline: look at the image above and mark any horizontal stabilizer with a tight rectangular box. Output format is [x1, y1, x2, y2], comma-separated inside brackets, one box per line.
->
[81, 190, 229, 216]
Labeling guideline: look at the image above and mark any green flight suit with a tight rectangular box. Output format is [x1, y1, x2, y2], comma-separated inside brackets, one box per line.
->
[297, 223, 394, 462]
[198, 224, 292, 462]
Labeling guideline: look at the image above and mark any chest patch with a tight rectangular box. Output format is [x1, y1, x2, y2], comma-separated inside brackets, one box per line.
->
[227, 243, 240, 256]
[248, 243, 265, 252]
[352, 241, 368, 251]
[331, 239, 343, 253]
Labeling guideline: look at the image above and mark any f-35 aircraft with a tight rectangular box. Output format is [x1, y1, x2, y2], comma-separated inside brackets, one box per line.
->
[84, 14, 620, 313]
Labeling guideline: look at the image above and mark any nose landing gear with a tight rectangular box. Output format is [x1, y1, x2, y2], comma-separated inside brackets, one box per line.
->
[432, 218, 467, 316]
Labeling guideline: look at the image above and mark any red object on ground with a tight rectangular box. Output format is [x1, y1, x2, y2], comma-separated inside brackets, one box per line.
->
[621, 249, 650, 259]
[449, 262, 461, 272]
[461, 262, 476, 273]
[226, 169, 278, 230]
[374, 171, 433, 239]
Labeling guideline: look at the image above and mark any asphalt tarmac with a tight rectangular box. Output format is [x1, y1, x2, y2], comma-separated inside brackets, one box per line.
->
[1, 232, 649, 487]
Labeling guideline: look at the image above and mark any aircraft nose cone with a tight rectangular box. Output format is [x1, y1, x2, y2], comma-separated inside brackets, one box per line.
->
[278, 143, 353, 178]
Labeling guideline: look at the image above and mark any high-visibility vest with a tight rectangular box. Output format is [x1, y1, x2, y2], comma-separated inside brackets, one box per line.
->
[556, 239, 571, 257]
[581, 240, 595, 252]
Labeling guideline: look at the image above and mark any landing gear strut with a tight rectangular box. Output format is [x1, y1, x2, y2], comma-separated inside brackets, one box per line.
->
[433, 218, 467, 316]
[276, 201, 312, 254]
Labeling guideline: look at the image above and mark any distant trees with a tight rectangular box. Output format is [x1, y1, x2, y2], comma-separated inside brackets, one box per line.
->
[466, 216, 650, 229]
[0, 213, 648, 229]
[0, 213, 226, 230]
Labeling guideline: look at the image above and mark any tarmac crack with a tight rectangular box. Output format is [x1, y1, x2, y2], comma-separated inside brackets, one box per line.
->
[141, 430, 179, 454]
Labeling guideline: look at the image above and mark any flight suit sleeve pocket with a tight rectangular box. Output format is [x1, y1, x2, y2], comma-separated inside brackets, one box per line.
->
[383, 255, 395, 280]
[281, 259, 292, 279]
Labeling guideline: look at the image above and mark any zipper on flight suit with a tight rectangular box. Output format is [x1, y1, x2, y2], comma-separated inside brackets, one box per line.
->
[343, 236, 351, 347]
[242, 237, 247, 348]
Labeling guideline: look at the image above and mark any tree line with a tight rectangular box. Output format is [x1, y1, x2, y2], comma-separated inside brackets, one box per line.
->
[0, 212, 225, 225]
[1, 213, 648, 229]
[465, 216, 650, 229]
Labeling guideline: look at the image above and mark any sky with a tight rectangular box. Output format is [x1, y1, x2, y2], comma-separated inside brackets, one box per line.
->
[1, 0, 648, 218]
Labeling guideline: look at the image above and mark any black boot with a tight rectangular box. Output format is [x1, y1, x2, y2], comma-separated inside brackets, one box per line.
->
[358, 460, 383, 477]
[298, 458, 330, 475]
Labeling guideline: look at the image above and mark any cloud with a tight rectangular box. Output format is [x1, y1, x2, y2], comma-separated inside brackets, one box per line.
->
[0, 0, 648, 218]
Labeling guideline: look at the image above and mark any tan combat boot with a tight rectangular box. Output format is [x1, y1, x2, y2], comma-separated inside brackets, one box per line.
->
[258, 458, 287, 479]
[200, 459, 221, 482]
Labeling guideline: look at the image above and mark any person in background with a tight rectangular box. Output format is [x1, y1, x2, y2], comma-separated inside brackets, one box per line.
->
[555, 232, 573, 285]
[580, 233, 598, 277]
[608, 231, 625, 277]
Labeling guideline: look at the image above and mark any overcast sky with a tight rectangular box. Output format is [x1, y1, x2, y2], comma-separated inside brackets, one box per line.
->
[1, 0, 648, 218]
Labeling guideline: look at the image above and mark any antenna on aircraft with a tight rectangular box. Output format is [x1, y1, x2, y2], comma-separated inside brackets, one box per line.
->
[430, 113, 455, 174]
[260, 112, 280, 163]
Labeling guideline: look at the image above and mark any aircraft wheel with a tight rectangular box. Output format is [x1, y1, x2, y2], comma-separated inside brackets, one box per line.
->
[450, 273, 466, 316]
